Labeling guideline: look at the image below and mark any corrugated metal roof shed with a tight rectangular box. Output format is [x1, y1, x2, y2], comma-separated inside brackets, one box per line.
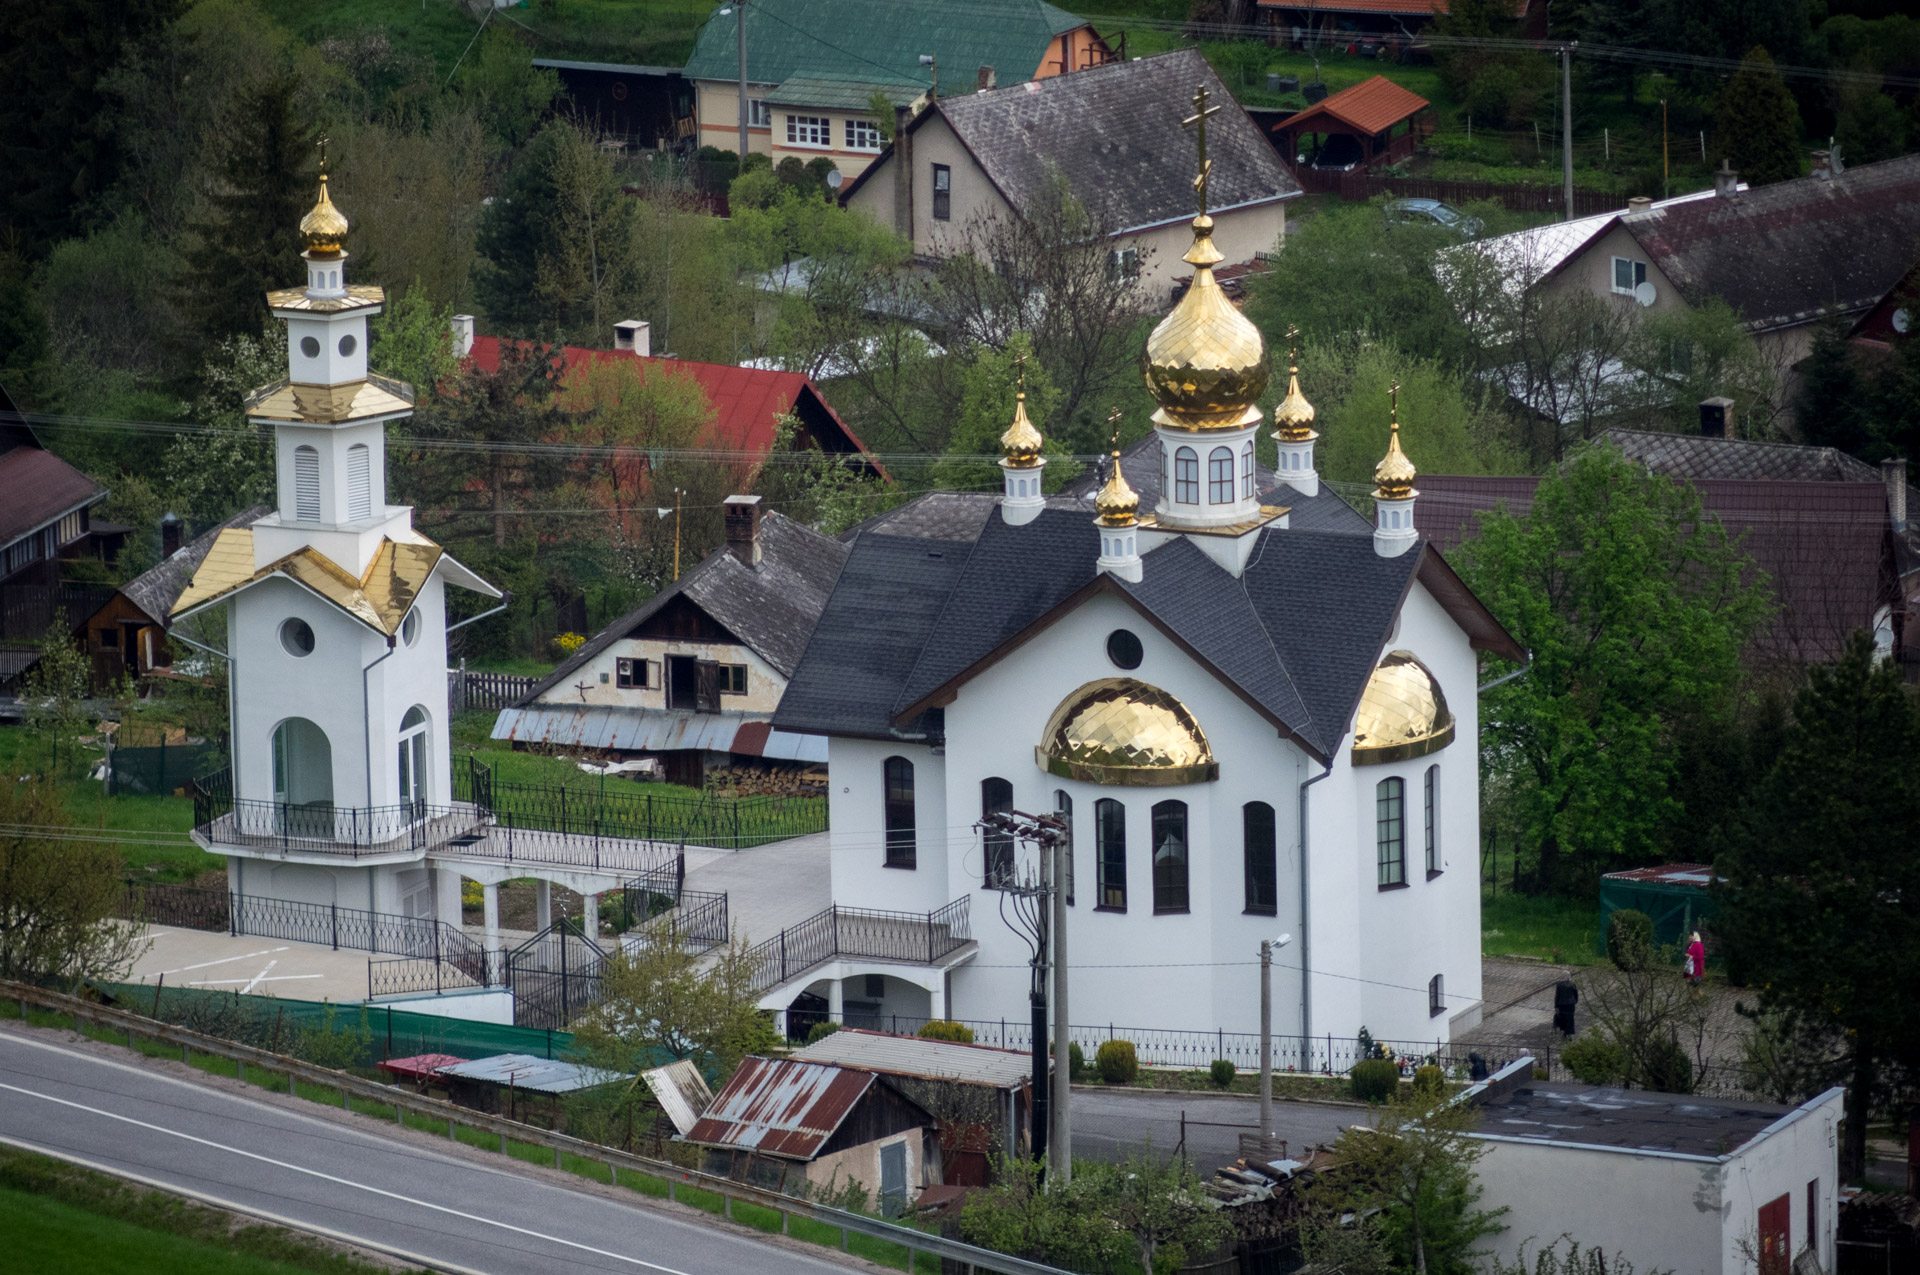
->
[436, 1053, 623, 1095]
[684, 1057, 876, 1160]
[642, 1058, 715, 1136]
[491, 705, 828, 762]
[793, 1029, 1039, 1089]
[1601, 863, 1717, 887]
[377, 1053, 466, 1082]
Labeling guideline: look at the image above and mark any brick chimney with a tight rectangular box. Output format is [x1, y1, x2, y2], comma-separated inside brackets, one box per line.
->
[450, 314, 475, 358]
[1885, 458, 1909, 533]
[160, 512, 183, 559]
[1713, 159, 1739, 199]
[613, 320, 651, 357]
[1699, 396, 1735, 439]
[893, 105, 914, 240]
[977, 65, 996, 91]
[1627, 195, 1653, 213]
[1811, 150, 1834, 181]
[724, 494, 763, 566]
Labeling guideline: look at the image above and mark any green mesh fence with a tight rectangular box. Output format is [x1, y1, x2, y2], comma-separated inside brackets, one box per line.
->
[106, 743, 222, 796]
[1597, 877, 1718, 963]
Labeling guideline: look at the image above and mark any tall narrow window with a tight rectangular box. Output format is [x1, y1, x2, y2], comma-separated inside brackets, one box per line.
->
[1424, 765, 1440, 876]
[1173, 447, 1199, 503]
[1151, 800, 1189, 913]
[1054, 790, 1074, 905]
[293, 445, 321, 522]
[883, 756, 916, 868]
[1243, 801, 1277, 915]
[1377, 777, 1406, 887]
[931, 164, 951, 221]
[1095, 798, 1126, 910]
[1208, 447, 1234, 503]
[982, 777, 1013, 887]
[346, 444, 372, 521]
[1240, 441, 1255, 499]
[1429, 973, 1445, 1017]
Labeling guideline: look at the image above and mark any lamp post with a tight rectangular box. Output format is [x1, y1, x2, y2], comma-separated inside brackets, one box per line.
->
[1259, 933, 1292, 1143]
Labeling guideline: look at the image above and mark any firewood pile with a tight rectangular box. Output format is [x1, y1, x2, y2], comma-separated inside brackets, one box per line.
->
[704, 763, 829, 798]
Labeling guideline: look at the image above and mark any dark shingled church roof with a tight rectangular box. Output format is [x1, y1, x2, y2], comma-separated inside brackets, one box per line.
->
[119, 506, 271, 626]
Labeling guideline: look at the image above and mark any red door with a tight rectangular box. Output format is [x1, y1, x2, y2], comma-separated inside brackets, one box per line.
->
[1758, 1193, 1791, 1275]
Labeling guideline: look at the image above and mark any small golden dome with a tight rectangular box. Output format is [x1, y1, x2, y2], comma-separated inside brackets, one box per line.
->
[1037, 678, 1218, 786]
[300, 173, 350, 257]
[1094, 448, 1139, 527]
[1141, 215, 1270, 431]
[1372, 385, 1417, 500]
[999, 391, 1044, 469]
[1272, 325, 1317, 442]
[1351, 651, 1454, 763]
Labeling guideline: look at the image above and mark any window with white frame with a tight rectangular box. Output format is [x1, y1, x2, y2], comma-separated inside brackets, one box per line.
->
[1208, 447, 1234, 503]
[1107, 246, 1139, 281]
[845, 118, 881, 151]
[1173, 447, 1199, 503]
[749, 99, 771, 128]
[1612, 256, 1648, 294]
[932, 163, 951, 221]
[1425, 764, 1440, 875]
[1240, 442, 1255, 500]
[785, 114, 830, 147]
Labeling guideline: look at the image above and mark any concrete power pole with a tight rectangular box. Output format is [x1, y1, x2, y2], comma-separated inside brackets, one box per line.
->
[736, 1, 749, 162]
[1259, 933, 1292, 1141]
[1561, 44, 1575, 222]
[1049, 828, 1070, 1183]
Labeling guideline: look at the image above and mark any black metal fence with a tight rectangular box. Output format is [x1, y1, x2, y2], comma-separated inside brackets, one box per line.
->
[458, 761, 827, 850]
[747, 898, 973, 993]
[507, 921, 609, 1031]
[193, 797, 487, 858]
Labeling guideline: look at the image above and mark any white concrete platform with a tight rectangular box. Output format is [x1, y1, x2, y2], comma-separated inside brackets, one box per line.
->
[124, 924, 376, 1005]
[678, 832, 832, 947]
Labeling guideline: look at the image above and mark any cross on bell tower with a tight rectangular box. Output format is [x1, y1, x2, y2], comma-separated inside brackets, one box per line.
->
[1182, 83, 1221, 219]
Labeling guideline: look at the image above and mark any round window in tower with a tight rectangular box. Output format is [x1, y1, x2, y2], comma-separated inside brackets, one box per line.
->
[280, 617, 316, 658]
[339, 333, 358, 357]
[300, 336, 320, 358]
[1106, 628, 1144, 670]
[401, 609, 421, 647]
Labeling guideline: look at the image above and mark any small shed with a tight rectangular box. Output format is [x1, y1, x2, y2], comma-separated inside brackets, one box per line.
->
[1272, 74, 1432, 173]
[685, 1056, 936, 1213]
[378, 1052, 465, 1100]
[641, 1058, 715, 1136]
[792, 1029, 1040, 1186]
[1599, 863, 1720, 956]
[434, 1053, 623, 1126]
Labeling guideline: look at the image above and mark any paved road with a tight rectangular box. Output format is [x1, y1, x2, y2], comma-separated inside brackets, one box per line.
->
[0, 1028, 859, 1275]
[1067, 1087, 1358, 1176]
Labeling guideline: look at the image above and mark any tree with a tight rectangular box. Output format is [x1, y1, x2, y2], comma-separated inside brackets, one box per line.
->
[928, 333, 1077, 492]
[1311, 1091, 1505, 1275]
[0, 782, 141, 987]
[1713, 50, 1803, 187]
[371, 287, 459, 402]
[1713, 631, 1920, 1181]
[1430, 0, 1523, 96]
[958, 1152, 1232, 1274]
[1457, 447, 1772, 893]
[1833, 79, 1908, 168]
[335, 109, 490, 311]
[451, 28, 560, 148]
[20, 617, 98, 780]
[1296, 335, 1521, 485]
[162, 328, 284, 525]
[0, 250, 59, 411]
[1793, 318, 1874, 456]
[568, 929, 778, 1081]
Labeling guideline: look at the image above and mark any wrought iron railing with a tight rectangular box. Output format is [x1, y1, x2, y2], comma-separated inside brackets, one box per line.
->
[193, 795, 486, 858]
[455, 764, 826, 850]
[634, 888, 729, 952]
[747, 897, 973, 993]
[507, 921, 609, 1031]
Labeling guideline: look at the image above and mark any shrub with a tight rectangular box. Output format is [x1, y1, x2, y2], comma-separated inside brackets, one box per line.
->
[1069, 1041, 1085, 1080]
[1412, 1064, 1446, 1097]
[918, 1020, 976, 1043]
[805, 1020, 841, 1044]
[1640, 1035, 1694, 1094]
[1350, 1058, 1400, 1103]
[1210, 1059, 1236, 1088]
[1096, 1039, 1138, 1085]
[1607, 909, 1654, 972]
[1561, 1030, 1628, 1085]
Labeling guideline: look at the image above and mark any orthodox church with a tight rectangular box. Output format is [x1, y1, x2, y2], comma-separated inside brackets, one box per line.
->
[773, 110, 1521, 1053]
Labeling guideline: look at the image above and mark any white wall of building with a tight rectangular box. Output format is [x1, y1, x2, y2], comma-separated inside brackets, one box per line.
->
[543, 635, 785, 714]
[829, 737, 949, 916]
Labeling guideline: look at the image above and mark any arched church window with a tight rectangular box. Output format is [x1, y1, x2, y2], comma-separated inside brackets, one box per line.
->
[1243, 801, 1277, 915]
[1095, 798, 1126, 910]
[1151, 799, 1189, 913]
[883, 756, 915, 868]
[294, 445, 321, 522]
[1208, 447, 1233, 503]
[347, 444, 372, 521]
[1173, 448, 1198, 504]
[398, 705, 429, 812]
[1240, 442, 1255, 499]
[271, 716, 333, 835]
[982, 777, 1014, 887]
[1377, 777, 1405, 887]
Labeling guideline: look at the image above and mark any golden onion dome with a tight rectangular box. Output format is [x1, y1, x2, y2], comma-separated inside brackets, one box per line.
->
[1372, 386, 1417, 500]
[1141, 215, 1270, 431]
[300, 173, 350, 257]
[1272, 325, 1317, 442]
[1093, 447, 1139, 527]
[1351, 651, 1454, 764]
[999, 391, 1044, 469]
[1037, 678, 1217, 786]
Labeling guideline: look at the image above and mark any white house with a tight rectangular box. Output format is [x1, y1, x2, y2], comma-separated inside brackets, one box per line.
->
[770, 134, 1522, 1057]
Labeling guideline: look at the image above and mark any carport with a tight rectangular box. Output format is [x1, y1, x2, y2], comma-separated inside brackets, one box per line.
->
[1273, 74, 1432, 173]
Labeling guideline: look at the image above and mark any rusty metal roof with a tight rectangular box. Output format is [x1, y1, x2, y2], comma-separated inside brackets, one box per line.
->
[490, 705, 828, 762]
[1601, 863, 1717, 888]
[642, 1058, 715, 1136]
[684, 1057, 877, 1160]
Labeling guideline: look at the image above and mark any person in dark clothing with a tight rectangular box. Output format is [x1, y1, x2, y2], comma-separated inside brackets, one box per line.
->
[1553, 979, 1578, 1037]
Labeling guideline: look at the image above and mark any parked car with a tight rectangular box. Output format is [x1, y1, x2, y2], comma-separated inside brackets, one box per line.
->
[1383, 197, 1484, 238]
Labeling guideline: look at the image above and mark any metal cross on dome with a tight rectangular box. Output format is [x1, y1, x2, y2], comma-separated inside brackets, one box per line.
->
[1106, 405, 1123, 453]
[1013, 347, 1028, 393]
[316, 134, 330, 175]
[1182, 83, 1221, 218]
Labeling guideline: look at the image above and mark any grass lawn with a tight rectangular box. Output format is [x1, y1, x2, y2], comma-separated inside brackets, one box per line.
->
[0, 726, 216, 882]
[1481, 891, 1601, 965]
[253, 0, 483, 79]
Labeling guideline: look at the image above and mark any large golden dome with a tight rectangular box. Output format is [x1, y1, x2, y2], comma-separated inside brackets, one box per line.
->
[1036, 678, 1217, 786]
[1141, 215, 1269, 431]
[300, 173, 350, 258]
[1351, 651, 1454, 764]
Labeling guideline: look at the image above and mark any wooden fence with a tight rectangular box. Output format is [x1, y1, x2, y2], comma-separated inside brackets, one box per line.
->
[448, 669, 542, 713]
[1291, 167, 1620, 217]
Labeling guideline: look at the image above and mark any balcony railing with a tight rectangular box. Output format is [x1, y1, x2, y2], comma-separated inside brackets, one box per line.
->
[747, 897, 972, 993]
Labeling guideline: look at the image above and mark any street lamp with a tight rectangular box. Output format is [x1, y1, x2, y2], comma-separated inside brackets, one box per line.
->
[1259, 933, 1292, 1145]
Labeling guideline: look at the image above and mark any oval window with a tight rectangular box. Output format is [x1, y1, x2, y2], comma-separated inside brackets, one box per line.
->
[401, 609, 421, 647]
[1106, 629, 1143, 670]
[280, 617, 316, 657]
[299, 336, 320, 358]
[339, 333, 358, 357]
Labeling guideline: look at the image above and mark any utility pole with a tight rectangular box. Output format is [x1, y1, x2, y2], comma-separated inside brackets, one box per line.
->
[981, 810, 1066, 1174]
[1660, 98, 1669, 199]
[1561, 44, 1575, 222]
[1258, 933, 1292, 1141]
[736, 0, 749, 163]
[1049, 817, 1070, 1183]
[672, 488, 683, 581]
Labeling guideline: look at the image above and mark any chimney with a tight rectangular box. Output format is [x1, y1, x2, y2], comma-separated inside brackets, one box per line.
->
[613, 320, 651, 357]
[450, 314, 475, 358]
[1699, 396, 1734, 438]
[977, 65, 995, 91]
[1627, 195, 1653, 213]
[1713, 159, 1738, 199]
[1811, 150, 1833, 181]
[160, 512, 183, 559]
[893, 105, 915, 240]
[1885, 458, 1909, 533]
[724, 494, 763, 566]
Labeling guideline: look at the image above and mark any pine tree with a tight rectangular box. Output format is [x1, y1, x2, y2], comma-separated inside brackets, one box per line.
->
[1834, 82, 1907, 168]
[1792, 319, 1872, 457]
[174, 76, 313, 354]
[1713, 49, 1804, 186]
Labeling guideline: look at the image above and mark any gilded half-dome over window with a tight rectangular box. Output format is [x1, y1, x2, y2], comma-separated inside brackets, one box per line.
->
[1037, 678, 1217, 786]
[1351, 651, 1454, 764]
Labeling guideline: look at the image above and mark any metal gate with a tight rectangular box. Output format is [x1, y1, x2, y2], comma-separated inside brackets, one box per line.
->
[506, 921, 607, 1030]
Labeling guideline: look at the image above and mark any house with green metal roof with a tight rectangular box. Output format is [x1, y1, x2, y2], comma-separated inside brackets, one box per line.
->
[684, 0, 1115, 181]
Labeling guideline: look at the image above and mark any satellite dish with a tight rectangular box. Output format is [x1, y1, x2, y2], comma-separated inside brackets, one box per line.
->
[1633, 280, 1657, 308]
[1894, 307, 1911, 334]
[826, 169, 843, 189]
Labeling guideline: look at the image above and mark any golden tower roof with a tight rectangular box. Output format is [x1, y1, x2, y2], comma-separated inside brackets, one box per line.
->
[1093, 409, 1139, 527]
[1350, 651, 1454, 764]
[300, 171, 350, 258]
[998, 357, 1044, 468]
[1141, 84, 1269, 432]
[1037, 678, 1218, 786]
[1372, 382, 1417, 500]
[1272, 324, 1317, 442]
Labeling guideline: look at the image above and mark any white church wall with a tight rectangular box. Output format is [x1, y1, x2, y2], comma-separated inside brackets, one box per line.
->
[364, 573, 452, 809]
[828, 738, 948, 915]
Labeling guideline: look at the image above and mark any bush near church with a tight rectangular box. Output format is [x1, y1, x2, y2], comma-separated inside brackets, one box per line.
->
[918, 1020, 975, 1043]
[1210, 1059, 1236, 1088]
[1351, 1058, 1400, 1103]
[1096, 1040, 1139, 1085]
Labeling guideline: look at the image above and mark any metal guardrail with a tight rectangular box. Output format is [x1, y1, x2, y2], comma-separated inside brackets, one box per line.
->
[194, 799, 487, 859]
[0, 979, 1072, 1275]
[747, 898, 973, 993]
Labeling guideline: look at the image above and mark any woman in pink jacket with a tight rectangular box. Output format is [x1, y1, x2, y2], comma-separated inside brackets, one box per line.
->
[1684, 931, 1706, 986]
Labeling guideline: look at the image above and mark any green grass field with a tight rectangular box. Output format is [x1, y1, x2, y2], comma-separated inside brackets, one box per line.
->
[1481, 891, 1602, 965]
[0, 726, 217, 882]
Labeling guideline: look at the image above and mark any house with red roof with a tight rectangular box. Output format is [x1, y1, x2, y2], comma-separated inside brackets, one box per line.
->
[1270, 74, 1434, 175]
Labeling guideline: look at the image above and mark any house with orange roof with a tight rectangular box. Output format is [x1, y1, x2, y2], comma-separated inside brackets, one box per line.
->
[1269, 74, 1433, 175]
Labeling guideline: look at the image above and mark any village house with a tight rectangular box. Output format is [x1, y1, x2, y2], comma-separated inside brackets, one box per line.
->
[682, 0, 1116, 182]
[841, 48, 1302, 300]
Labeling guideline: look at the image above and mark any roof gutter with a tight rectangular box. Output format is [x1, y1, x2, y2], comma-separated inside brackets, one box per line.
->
[1298, 754, 1334, 1056]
